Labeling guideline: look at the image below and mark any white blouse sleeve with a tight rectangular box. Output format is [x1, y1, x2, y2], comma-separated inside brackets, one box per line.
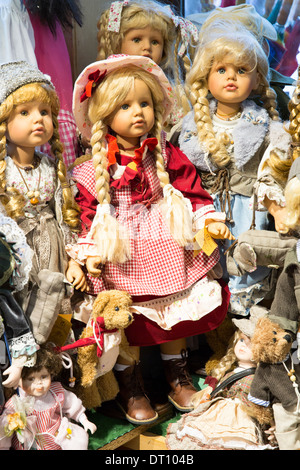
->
[0, 0, 37, 66]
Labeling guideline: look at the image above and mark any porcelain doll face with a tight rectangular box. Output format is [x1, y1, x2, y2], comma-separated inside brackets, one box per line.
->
[20, 366, 52, 398]
[234, 333, 254, 369]
[108, 78, 155, 149]
[121, 26, 164, 65]
[6, 100, 53, 154]
[207, 55, 260, 110]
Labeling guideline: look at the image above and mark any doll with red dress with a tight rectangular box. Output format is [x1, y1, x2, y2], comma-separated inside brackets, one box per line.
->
[66, 54, 234, 424]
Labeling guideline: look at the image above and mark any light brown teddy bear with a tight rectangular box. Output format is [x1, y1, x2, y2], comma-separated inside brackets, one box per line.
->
[76, 290, 136, 410]
[245, 316, 300, 449]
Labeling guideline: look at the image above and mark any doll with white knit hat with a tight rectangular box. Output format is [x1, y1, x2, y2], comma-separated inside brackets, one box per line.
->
[0, 61, 84, 345]
[66, 54, 234, 424]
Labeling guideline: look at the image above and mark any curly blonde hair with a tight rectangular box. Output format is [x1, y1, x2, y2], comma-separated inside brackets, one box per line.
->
[186, 28, 279, 169]
[96, 1, 195, 115]
[0, 82, 80, 230]
[86, 66, 193, 263]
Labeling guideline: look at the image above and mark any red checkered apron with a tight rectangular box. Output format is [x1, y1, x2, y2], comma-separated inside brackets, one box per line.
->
[73, 147, 220, 297]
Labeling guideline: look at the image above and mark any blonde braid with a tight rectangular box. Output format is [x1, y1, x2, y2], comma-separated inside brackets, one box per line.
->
[260, 78, 290, 183]
[259, 77, 280, 121]
[211, 331, 241, 382]
[154, 108, 193, 246]
[91, 120, 111, 205]
[0, 99, 26, 219]
[288, 68, 300, 161]
[90, 119, 131, 264]
[50, 117, 81, 231]
[96, 10, 114, 61]
[189, 78, 230, 168]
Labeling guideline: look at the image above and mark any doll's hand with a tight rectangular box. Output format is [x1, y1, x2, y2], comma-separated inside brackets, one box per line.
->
[84, 420, 97, 434]
[66, 259, 89, 292]
[79, 415, 97, 434]
[272, 207, 288, 234]
[206, 222, 235, 240]
[264, 426, 277, 445]
[191, 386, 213, 407]
[2, 365, 22, 388]
[264, 198, 288, 233]
[86, 256, 102, 277]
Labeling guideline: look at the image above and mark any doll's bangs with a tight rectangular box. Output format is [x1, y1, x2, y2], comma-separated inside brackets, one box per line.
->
[11, 82, 59, 113]
[89, 66, 164, 126]
[209, 39, 259, 73]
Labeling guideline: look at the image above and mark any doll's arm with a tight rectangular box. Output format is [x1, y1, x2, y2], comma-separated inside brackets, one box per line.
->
[62, 386, 97, 433]
[206, 221, 235, 240]
[78, 413, 97, 434]
[3, 350, 37, 389]
[263, 197, 288, 233]
[2, 364, 23, 388]
[66, 258, 89, 291]
[86, 256, 102, 277]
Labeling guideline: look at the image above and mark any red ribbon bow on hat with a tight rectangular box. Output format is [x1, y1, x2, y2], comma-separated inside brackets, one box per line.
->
[80, 69, 107, 102]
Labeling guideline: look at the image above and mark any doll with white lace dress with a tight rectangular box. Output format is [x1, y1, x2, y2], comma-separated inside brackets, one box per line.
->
[177, 25, 292, 316]
[0, 205, 38, 414]
[0, 61, 85, 345]
[0, 346, 96, 450]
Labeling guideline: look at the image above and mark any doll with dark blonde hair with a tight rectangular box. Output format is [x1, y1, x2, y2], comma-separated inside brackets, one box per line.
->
[0, 61, 85, 345]
[166, 308, 276, 450]
[178, 25, 292, 317]
[96, 0, 198, 127]
[66, 54, 234, 424]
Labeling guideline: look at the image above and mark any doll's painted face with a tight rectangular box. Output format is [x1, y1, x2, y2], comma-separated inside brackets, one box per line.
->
[234, 333, 254, 368]
[207, 55, 260, 109]
[121, 26, 164, 65]
[20, 366, 51, 397]
[108, 78, 155, 149]
[6, 100, 53, 153]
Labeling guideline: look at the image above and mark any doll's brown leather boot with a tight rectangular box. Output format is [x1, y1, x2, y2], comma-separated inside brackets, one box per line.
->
[115, 362, 158, 425]
[162, 350, 197, 412]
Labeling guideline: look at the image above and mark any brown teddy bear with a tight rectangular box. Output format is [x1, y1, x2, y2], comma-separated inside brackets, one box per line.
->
[246, 316, 300, 449]
[68, 290, 136, 409]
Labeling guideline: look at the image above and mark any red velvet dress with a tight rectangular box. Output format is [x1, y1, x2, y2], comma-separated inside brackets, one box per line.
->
[70, 136, 230, 346]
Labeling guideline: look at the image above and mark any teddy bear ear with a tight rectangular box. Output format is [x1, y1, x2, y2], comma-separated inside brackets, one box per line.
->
[93, 291, 111, 313]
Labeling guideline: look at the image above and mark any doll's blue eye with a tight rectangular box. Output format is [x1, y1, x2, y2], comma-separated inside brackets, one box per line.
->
[217, 68, 225, 74]
[121, 104, 129, 110]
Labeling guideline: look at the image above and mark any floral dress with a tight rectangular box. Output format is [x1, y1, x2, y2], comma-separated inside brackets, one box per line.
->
[166, 368, 275, 450]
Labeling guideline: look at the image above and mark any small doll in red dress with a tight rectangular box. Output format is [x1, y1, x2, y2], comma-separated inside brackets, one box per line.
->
[66, 54, 234, 424]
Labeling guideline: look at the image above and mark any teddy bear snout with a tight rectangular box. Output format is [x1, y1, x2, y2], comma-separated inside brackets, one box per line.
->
[283, 333, 292, 343]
